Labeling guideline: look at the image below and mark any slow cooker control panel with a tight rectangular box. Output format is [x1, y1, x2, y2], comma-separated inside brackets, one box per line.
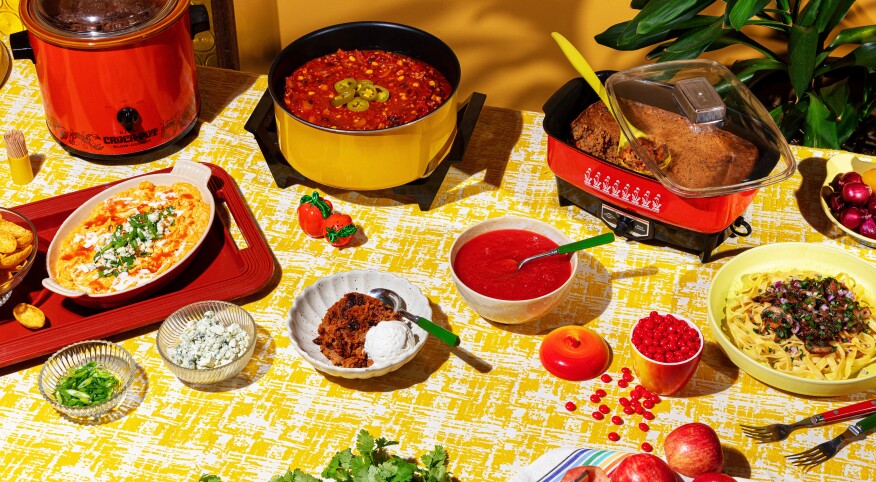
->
[600, 205, 652, 240]
[117, 107, 141, 132]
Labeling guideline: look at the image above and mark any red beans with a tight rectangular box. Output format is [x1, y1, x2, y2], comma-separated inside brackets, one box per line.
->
[639, 422, 649, 432]
[619, 397, 630, 407]
[611, 416, 623, 425]
[632, 312, 701, 363]
[642, 400, 654, 409]
[608, 432, 620, 442]
[595, 389, 607, 398]
[592, 411, 604, 420]
[617, 379, 629, 388]
[600, 374, 612, 383]
[598, 404, 610, 414]
[623, 406, 635, 415]
[643, 411, 655, 420]
[641, 442, 653, 452]
[565, 401, 577, 411]
[590, 394, 601, 403]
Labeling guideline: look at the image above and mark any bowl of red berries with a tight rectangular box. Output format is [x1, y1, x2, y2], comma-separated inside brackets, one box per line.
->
[629, 312, 704, 396]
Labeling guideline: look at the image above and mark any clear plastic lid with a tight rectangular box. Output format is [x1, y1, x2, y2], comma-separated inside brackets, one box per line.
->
[605, 59, 795, 198]
[31, 0, 176, 37]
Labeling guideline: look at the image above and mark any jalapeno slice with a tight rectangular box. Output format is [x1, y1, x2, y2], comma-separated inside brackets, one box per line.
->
[346, 98, 370, 112]
[331, 89, 355, 107]
[334, 78, 358, 93]
[357, 79, 374, 86]
[357, 84, 379, 101]
[374, 85, 390, 102]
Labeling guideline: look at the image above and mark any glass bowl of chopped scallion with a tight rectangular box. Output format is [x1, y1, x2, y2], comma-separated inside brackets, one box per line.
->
[156, 300, 257, 385]
[38, 340, 136, 419]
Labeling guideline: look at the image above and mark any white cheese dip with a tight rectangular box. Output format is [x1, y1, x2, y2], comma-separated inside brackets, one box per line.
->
[167, 311, 250, 369]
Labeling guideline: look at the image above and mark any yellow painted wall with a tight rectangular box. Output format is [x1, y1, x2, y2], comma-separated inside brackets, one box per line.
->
[233, 0, 875, 111]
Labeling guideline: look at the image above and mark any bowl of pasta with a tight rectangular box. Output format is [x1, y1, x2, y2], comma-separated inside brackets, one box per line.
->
[708, 242, 876, 396]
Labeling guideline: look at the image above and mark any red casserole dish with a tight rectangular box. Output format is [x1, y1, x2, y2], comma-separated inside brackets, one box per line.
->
[543, 70, 792, 234]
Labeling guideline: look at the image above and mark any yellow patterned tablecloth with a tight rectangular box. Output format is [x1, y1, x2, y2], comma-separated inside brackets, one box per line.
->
[1, 43, 875, 482]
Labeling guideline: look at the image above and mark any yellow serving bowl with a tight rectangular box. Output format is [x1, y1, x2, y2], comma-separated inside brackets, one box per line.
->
[707, 242, 876, 396]
[820, 153, 876, 248]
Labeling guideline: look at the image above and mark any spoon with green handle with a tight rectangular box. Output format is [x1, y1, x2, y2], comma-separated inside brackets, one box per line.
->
[551, 32, 670, 167]
[514, 232, 615, 270]
[369, 288, 460, 347]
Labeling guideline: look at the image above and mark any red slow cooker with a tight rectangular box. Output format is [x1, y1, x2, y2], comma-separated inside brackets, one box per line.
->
[10, 0, 209, 159]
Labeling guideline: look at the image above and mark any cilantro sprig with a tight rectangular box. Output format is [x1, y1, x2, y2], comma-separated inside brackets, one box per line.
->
[195, 430, 450, 482]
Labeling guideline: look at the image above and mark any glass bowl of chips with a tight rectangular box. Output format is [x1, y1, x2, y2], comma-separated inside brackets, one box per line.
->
[0, 207, 37, 307]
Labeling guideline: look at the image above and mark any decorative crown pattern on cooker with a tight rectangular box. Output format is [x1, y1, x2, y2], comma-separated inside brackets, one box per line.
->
[584, 168, 663, 213]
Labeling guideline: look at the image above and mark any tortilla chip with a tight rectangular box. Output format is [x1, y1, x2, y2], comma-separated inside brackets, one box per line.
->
[13, 303, 45, 329]
[0, 233, 15, 254]
[0, 245, 32, 269]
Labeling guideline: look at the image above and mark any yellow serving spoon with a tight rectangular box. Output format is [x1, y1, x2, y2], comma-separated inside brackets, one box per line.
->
[551, 32, 670, 169]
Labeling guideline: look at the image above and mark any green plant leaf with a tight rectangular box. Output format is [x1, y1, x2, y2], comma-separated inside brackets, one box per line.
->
[816, 42, 876, 75]
[820, 0, 856, 36]
[797, 0, 823, 27]
[744, 19, 791, 31]
[789, 24, 818, 97]
[819, 80, 860, 144]
[665, 18, 725, 52]
[731, 58, 788, 83]
[630, 0, 651, 9]
[776, 0, 790, 10]
[762, 8, 793, 23]
[829, 26, 876, 49]
[805, 93, 840, 148]
[596, 21, 672, 50]
[708, 30, 782, 60]
[728, 0, 772, 30]
[635, 0, 718, 36]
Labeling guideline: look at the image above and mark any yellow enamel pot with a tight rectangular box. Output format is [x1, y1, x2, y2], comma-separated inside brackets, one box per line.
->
[267, 22, 460, 190]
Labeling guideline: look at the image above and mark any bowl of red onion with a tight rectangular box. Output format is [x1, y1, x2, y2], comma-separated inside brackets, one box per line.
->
[820, 154, 876, 248]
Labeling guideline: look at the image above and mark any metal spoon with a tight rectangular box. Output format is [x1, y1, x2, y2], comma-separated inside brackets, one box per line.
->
[515, 232, 615, 271]
[368, 288, 460, 347]
[551, 32, 671, 168]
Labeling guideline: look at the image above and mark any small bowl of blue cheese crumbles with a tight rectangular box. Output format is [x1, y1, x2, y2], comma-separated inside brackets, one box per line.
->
[156, 300, 257, 384]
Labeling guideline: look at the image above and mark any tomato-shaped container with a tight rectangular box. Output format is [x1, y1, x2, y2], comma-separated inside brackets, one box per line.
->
[539, 325, 610, 381]
[10, 0, 209, 159]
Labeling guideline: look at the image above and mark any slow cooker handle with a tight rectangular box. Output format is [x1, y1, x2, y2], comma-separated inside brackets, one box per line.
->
[9, 31, 34, 63]
[189, 5, 211, 39]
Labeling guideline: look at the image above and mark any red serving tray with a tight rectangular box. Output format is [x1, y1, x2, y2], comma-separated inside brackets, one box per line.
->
[0, 163, 275, 369]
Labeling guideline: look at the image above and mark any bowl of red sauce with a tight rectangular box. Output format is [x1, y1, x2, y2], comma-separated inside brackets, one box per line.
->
[449, 216, 579, 324]
[266, 21, 460, 190]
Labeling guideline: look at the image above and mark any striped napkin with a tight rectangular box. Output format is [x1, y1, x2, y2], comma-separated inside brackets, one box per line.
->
[509, 447, 755, 482]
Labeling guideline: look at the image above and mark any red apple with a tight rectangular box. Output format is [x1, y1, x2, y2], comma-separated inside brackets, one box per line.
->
[612, 453, 679, 482]
[692, 473, 736, 482]
[559, 465, 609, 482]
[663, 423, 724, 478]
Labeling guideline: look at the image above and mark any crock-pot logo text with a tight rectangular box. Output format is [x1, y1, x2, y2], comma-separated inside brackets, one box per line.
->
[104, 128, 158, 145]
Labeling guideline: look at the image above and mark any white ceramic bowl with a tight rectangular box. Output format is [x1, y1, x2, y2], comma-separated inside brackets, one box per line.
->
[286, 270, 429, 379]
[708, 242, 876, 396]
[449, 216, 578, 324]
[156, 300, 258, 385]
[42, 160, 215, 308]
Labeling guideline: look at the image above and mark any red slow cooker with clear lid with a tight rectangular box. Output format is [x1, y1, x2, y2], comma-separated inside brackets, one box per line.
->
[10, 0, 209, 159]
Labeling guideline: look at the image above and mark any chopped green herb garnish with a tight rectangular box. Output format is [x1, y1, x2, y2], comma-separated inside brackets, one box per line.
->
[53, 361, 120, 407]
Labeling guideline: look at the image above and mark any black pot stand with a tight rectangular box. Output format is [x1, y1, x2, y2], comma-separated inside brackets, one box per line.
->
[244, 90, 486, 211]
